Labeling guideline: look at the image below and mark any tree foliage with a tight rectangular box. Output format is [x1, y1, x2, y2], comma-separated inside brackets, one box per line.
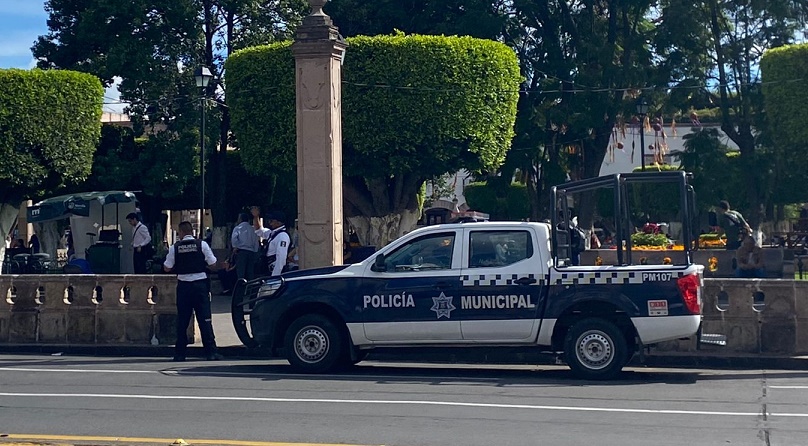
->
[33, 0, 307, 225]
[0, 69, 103, 204]
[325, 0, 509, 40]
[463, 182, 529, 221]
[226, 33, 521, 222]
[657, 0, 808, 225]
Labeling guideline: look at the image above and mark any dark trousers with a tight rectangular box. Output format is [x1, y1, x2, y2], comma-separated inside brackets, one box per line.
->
[133, 249, 148, 274]
[235, 250, 257, 281]
[217, 268, 237, 292]
[175, 279, 217, 357]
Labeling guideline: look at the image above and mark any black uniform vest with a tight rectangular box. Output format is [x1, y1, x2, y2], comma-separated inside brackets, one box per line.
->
[173, 239, 207, 275]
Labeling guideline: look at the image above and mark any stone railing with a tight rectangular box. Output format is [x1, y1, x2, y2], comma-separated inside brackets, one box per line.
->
[0, 275, 185, 346]
[2, 275, 806, 357]
[653, 279, 808, 355]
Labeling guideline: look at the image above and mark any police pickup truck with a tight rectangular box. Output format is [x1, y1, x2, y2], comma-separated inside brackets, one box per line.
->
[233, 172, 705, 379]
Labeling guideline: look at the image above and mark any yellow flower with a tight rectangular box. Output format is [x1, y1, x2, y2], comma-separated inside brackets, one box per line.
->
[708, 256, 718, 272]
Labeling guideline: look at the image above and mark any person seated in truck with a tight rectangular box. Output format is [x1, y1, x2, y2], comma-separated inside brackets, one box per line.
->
[735, 235, 765, 278]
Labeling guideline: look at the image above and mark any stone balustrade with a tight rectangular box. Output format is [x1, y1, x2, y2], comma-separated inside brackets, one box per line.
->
[1, 275, 806, 358]
[0, 274, 186, 346]
[653, 279, 808, 355]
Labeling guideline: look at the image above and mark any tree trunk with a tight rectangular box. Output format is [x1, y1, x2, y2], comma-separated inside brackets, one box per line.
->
[0, 203, 19, 275]
[347, 209, 421, 249]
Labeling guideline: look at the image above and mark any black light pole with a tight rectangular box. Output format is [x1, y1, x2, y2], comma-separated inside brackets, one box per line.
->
[194, 66, 213, 238]
[636, 98, 650, 171]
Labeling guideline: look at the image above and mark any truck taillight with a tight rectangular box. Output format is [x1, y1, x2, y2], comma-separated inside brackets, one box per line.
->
[677, 273, 701, 314]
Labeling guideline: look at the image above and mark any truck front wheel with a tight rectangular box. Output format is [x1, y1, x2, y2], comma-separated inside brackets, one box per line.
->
[563, 318, 627, 380]
[284, 315, 346, 373]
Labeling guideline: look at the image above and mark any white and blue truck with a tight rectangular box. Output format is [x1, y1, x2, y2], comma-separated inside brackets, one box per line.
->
[232, 171, 705, 379]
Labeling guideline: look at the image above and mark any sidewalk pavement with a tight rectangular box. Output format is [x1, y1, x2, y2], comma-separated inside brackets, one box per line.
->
[2, 291, 807, 370]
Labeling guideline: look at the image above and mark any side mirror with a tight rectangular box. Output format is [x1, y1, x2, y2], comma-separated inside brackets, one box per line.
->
[371, 254, 387, 272]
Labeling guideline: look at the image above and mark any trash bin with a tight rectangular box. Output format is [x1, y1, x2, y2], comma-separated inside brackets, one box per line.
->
[86, 244, 121, 274]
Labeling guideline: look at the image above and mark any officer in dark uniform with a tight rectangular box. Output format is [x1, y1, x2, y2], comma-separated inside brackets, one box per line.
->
[163, 221, 222, 361]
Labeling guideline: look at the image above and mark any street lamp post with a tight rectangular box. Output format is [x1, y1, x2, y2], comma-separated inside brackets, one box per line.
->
[635, 98, 650, 171]
[194, 66, 213, 238]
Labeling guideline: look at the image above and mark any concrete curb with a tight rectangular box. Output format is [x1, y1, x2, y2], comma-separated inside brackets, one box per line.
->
[1, 344, 806, 370]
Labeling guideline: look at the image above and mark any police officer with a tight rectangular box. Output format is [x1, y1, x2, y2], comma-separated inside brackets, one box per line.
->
[264, 211, 291, 276]
[163, 221, 222, 361]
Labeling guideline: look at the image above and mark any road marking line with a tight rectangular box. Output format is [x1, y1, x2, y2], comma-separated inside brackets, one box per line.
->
[2, 392, 806, 418]
[3, 434, 372, 446]
[0, 366, 502, 382]
[0, 367, 155, 374]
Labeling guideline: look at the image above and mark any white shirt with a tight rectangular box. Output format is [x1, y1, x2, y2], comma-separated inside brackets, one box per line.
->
[267, 226, 290, 276]
[163, 235, 217, 282]
[132, 222, 151, 249]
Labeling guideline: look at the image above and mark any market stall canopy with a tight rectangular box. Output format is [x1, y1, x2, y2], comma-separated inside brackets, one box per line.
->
[27, 191, 136, 223]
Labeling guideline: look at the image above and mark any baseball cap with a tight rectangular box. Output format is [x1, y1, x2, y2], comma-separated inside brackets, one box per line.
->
[267, 211, 286, 222]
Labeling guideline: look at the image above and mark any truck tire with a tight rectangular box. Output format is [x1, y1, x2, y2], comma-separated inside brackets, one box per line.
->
[284, 314, 346, 373]
[231, 291, 259, 348]
[563, 318, 627, 380]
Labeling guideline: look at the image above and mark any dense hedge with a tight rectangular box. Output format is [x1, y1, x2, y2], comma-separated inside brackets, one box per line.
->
[226, 33, 521, 180]
[463, 182, 529, 221]
[761, 44, 808, 148]
[0, 69, 103, 198]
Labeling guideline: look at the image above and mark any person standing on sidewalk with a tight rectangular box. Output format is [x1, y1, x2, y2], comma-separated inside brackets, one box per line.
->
[264, 211, 291, 277]
[163, 221, 222, 362]
[127, 212, 152, 274]
[230, 212, 260, 281]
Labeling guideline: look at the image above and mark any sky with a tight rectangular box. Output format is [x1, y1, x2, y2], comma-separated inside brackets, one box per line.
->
[0, 0, 124, 111]
[0, 0, 48, 70]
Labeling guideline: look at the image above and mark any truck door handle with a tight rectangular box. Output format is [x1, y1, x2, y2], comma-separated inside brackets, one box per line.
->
[433, 282, 452, 290]
[515, 277, 537, 285]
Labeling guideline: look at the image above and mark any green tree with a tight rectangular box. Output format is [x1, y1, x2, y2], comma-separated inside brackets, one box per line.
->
[227, 34, 521, 246]
[33, 0, 307, 232]
[325, 0, 509, 40]
[657, 0, 808, 226]
[0, 69, 103, 265]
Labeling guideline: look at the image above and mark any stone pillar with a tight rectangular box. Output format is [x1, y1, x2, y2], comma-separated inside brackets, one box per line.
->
[292, 0, 347, 269]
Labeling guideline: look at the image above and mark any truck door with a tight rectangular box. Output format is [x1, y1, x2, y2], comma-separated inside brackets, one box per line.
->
[361, 230, 463, 342]
[459, 228, 545, 341]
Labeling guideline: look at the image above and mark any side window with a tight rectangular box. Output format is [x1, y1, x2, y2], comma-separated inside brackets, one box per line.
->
[384, 233, 455, 272]
[469, 230, 533, 268]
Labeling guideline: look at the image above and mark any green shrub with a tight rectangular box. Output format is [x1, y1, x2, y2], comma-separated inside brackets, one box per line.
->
[226, 33, 521, 218]
[631, 232, 668, 246]
[0, 68, 103, 199]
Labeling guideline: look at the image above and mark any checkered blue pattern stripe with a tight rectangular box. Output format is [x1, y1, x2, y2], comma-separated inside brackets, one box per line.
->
[551, 270, 685, 285]
[461, 273, 543, 287]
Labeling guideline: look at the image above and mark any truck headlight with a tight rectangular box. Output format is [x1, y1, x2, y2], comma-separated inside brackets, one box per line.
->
[257, 279, 283, 298]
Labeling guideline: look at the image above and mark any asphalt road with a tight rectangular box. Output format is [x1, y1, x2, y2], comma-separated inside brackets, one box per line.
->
[1, 354, 807, 446]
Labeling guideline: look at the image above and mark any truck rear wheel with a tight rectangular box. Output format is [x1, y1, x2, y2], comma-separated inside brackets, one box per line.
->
[284, 315, 346, 373]
[564, 318, 627, 380]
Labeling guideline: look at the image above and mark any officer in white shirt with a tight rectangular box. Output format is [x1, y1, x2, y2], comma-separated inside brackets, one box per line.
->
[126, 212, 151, 274]
[264, 211, 291, 277]
[163, 221, 222, 362]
